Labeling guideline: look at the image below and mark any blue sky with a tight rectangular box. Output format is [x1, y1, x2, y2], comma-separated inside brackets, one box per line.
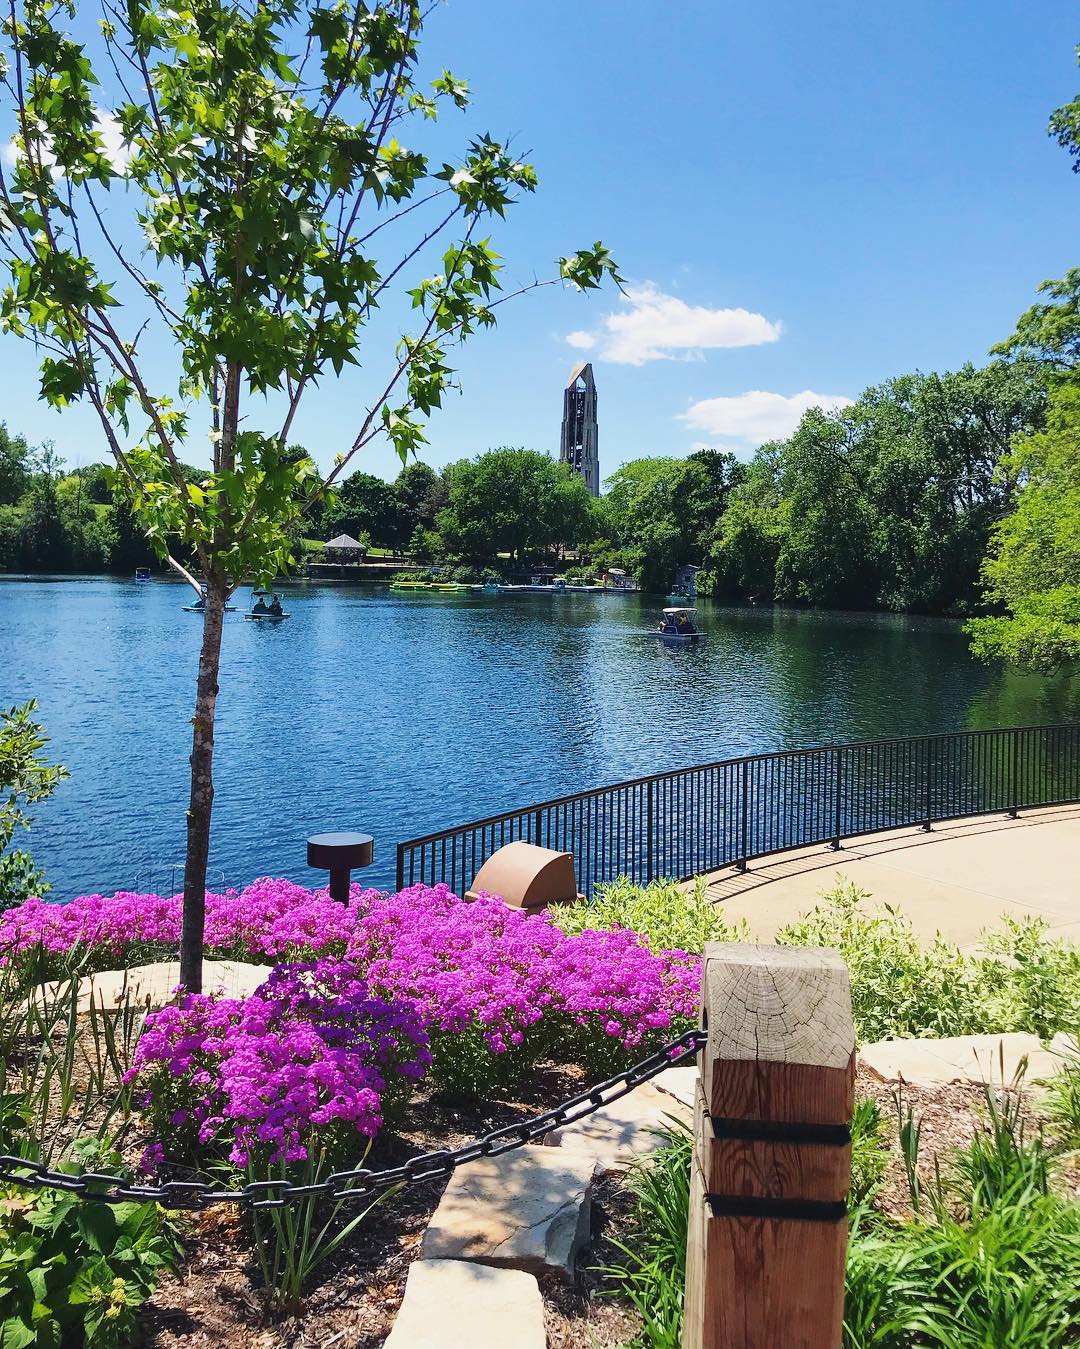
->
[2, 0, 1078, 482]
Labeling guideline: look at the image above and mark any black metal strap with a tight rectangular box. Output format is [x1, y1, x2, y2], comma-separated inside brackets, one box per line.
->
[710, 1117, 851, 1146]
[706, 1194, 847, 1223]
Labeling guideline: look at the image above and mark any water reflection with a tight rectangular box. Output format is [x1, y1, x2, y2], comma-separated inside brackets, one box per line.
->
[1, 577, 1077, 897]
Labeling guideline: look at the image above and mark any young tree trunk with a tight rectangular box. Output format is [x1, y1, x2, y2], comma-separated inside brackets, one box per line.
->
[179, 570, 227, 992]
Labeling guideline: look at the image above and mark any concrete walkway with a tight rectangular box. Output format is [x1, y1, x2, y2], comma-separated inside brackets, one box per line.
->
[698, 803, 1080, 947]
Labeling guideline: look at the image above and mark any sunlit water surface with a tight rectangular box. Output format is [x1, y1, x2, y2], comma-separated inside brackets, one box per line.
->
[3, 577, 1078, 897]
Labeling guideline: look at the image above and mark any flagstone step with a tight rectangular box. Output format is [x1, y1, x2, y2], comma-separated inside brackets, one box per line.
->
[542, 1079, 693, 1174]
[858, 1031, 1077, 1086]
[421, 1144, 598, 1280]
[384, 1260, 545, 1349]
[37, 959, 269, 1013]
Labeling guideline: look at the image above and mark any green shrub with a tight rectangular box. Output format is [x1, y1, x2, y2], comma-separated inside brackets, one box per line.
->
[777, 880, 1080, 1043]
[599, 1120, 693, 1349]
[0, 1143, 180, 1348]
[1040, 1036, 1080, 1149]
[554, 876, 750, 953]
[978, 918, 1080, 1039]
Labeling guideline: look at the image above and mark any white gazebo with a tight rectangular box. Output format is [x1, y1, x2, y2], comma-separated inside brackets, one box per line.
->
[321, 533, 367, 562]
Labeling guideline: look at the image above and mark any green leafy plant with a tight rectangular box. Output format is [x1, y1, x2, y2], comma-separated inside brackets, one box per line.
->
[599, 1119, 693, 1349]
[0, 700, 68, 911]
[948, 1068, 1051, 1214]
[0, 1144, 180, 1349]
[0, 951, 145, 1166]
[777, 880, 1080, 1043]
[1040, 1035, 1080, 1149]
[247, 1144, 397, 1317]
[850, 1098, 890, 1209]
[555, 875, 750, 953]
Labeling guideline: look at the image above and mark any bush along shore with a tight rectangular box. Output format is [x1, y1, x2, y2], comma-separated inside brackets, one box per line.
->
[0, 877, 1078, 1347]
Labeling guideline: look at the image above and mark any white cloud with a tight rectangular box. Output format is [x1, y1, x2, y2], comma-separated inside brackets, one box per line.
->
[680, 389, 854, 443]
[4, 109, 132, 178]
[565, 329, 596, 350]
[566, 282, 781, 366]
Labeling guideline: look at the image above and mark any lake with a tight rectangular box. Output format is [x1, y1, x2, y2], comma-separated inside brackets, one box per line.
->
[3, 576, 1078, 899]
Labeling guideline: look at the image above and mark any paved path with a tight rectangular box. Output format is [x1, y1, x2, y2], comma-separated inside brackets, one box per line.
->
[698, 803, 1080, 947]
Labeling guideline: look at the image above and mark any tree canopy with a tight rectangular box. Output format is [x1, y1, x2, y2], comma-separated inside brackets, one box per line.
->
[966, 43, 1080, 674]
[436, 448, 595, 560]
[693, 362, 1046, 613]
[967, 383, 1080, 673]
[0, 0, 618, 988]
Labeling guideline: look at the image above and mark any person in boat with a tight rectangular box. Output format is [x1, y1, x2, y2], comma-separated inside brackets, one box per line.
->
[192, 594, 206, 610]
[268, 594, 283, 617]
[252, 593, 269, 615]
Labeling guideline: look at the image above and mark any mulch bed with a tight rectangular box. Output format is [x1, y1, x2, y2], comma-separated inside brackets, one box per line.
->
[129, 1063, 1076, 1348]
[136, 1061, 643, 1349]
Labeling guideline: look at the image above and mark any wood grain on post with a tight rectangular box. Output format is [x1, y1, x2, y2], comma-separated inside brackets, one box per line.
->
[682, 943, 855, 1349]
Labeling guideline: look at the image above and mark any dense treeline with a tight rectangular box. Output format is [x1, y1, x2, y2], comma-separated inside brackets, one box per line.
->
[2, 358, 1049, 622]
[591, 359, 1047, 614]
[0, 435, 163, 573]
[701, 360, 1047, 612]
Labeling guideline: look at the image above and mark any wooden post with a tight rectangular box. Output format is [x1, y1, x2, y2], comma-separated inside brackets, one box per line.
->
[683, 943, 855, 1349]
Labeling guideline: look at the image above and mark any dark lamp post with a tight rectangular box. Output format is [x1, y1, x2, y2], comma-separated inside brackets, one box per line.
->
[307, 831, 374, 900]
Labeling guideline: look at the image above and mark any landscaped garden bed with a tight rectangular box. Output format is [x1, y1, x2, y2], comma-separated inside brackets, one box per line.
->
[2, 875, 1078, 1347]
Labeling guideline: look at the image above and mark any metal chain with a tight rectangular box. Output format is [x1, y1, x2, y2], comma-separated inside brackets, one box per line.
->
[0, 1028, 705, 1211]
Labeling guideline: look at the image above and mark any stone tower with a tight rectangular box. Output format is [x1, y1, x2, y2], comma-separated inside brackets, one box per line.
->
[559, 362, 600, 496]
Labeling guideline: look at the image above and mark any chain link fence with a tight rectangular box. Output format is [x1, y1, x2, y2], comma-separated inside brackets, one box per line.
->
[0, 1028, 705, 1210]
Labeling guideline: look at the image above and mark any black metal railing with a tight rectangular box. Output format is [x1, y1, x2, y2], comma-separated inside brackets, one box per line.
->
[395, 724, 1080, 898]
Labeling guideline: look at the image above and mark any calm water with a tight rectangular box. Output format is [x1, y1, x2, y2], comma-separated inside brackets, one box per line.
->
[3, 576, 1079, 898]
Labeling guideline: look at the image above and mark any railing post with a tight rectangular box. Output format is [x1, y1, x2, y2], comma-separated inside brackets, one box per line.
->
[922, 737, 934, 832]
[1008, 727, 1020, 819]
[646, 779, 654, 884]
[534, 806, 543, 845]
[395, 846, 405, 892]
[829, 747, 843, 851]
[736, 759, 749, 873]
[684, 944, 855, 1349]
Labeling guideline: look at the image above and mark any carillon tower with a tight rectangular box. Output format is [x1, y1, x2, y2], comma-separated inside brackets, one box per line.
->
[559, 362, 600, 496]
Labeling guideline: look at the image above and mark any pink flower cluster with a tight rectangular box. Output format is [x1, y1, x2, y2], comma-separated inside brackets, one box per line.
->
[4, 879, 701, 1106]
[352, 885, 699, 1056]
[0, 878, 375, 972]
[128, 961, 431, 1166]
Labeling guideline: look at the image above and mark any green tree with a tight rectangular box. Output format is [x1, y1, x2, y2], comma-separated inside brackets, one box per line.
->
[437, 448, 595, 560]
[967, 43, 1080, 672]
[700, 447, 787, 599]
[393, 459, 447, 549]
[0, 423, 31, 505]
[322, 469, 397, 543]
[0, 699, 68, 909]
[762, 364, 1044, 612]
[967, 382, 1080, 673]
[0, 0, 618, 988]
[602, 452, 743, 593]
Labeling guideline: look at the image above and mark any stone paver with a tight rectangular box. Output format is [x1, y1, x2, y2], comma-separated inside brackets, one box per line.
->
[384, 1260, 545, 1349]
[38, 959, 269, 1013]
[543, 1080, 692, 1174]
[859, 1032, 1077, 1086]
[421, 1145, 597, 1279]
[697, 805, 1080, 947]
[653, 1065, 698, 1110]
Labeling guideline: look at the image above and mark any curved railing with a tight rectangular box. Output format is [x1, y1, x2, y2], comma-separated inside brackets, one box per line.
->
[395, 723, 1080, 898]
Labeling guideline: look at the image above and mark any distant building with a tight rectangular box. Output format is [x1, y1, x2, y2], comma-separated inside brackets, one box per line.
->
[559, 362, 600, 497]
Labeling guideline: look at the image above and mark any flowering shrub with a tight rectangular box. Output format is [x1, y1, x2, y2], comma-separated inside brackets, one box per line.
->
[351, 885, 700, 1090]
[0, 878, 374, 977]
[4, 880, 702, 1100]
[127, 961, 431, 1167]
